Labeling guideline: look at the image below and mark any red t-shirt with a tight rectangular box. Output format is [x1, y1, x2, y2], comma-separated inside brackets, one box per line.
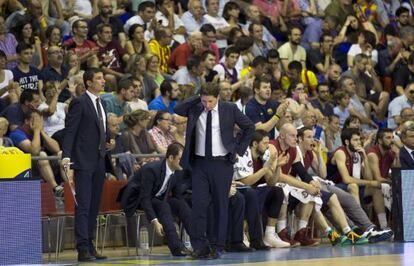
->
[169, 42, 193, 70]
[367, 145, 395, 179]
[97, 40, 126, 73]
[63, 38, 97, 57]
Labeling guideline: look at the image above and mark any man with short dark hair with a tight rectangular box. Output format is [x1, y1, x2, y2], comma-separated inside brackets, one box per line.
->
[172, 55, 204, 98]
[310, 83, 334, 117]
[278, 27, 306, 71]
[148, 27, 173, 74]
[200, 23, 220, 62]
[133, 143, 192, 256]
[327, 128, 388, 228]
[61, 68, 108, 262]
[399, 121, 414, 168]
[124, 1, 156, 36]
[0, 89, 41, 131]
[213, 46, 240, 84]
[245, 75, 288, 139]
[306, 34, 334, 75]
[12, 43, 44, 93]
[148, 80, 180, 113]
[63, 19, 98, 64]
[174, 82, 254, 259]
[101, 79, 134, 119]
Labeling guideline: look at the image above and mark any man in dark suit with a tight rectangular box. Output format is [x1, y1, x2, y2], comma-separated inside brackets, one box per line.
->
[61, 68, 108, 262]
[399, 121, 414, 168]
[174, 82, 254, 259]
[127, 143, 192, 256]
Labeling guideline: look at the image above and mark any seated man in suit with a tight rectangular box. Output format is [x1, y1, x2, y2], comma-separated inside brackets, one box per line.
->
[121, 143, 191, 256]
[399, 121, 414, 168]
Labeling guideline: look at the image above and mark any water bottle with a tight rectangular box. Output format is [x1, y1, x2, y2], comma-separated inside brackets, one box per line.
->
[140, 227, 150, 256]
[183, 229, 192, 251]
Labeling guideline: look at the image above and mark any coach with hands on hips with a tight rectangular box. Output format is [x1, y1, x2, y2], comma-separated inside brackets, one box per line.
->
[174, 82, 254, 259]
[61, 68, 108, 262]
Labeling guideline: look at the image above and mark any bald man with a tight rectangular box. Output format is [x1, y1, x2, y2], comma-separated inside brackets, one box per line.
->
[169, 31, 203, 70]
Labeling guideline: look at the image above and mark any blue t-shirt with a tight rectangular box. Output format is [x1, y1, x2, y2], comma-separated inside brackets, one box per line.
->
[9, 127, 31, 146]
[0, 103, 24, 127]
[12, 66, 43, 91]
[245, 97, 279, 139]
[148, 95, 176, 114]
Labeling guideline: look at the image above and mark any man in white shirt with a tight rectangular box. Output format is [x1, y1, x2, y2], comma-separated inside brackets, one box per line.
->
[181, 0, 205, 33]
[388, 82, 414, 129]
[203, 0, 233, 51]
[124, 1, 156, 40]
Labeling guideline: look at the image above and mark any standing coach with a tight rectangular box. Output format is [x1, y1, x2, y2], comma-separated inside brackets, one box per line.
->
[174, 82, 254, 259]
[61, 68, 108, 262]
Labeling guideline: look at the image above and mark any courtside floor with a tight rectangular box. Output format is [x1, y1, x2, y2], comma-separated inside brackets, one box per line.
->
[46, 242, 414, 266]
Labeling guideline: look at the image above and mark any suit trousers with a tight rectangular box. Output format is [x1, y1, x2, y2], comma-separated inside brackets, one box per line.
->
[239, 187, 265, 243]
[190, 157, 233, 252]
[74, 156, 106, 252]
[227, 191, 245, 244]
[151, 197, 191, 253]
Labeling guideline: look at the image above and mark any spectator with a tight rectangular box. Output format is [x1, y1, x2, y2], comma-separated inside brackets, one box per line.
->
[88, 0, 126, 47]
[249, 23, 277, 58]
[235, 86, 253, 114]
[0, 49, 14, 101]
[42, 45, 72, 102]
[278, 26, 306, 71]
[148, 27, 173, 74]
[155, 0, 186, 44]
[172, 55, 204, 99]
[213, 46, 239, 83]
[347, 30, 378, 67]
[243, 5, 280, 46]
[201, 50, 219, 83]
[333, 90, 350, 128]
[128, 54, 159, 103]
[0, 85, 41, 131]
[0, 117, 13, 146]
[324, 0, 356, 26]
[38, 81, 65, 137]
[306, 34, 334, 76]
[12, 43, 44, 94]
[63, 19, 98, 66]
[101, 78, 134, 120]
[171, 115, 187, 146]
[8, 109, 63, 196]
[310, 83, 334, 117]
[393, 51, 414, 96]
[218, 81, 232, 102]
[125, 24, 148, 56]
[96, 23, 129, 89]
[181, 0, 205, 34]
[169, 31, 203, 70]
[149, 110, 176, 154]
[122, 109, 158, 163]
[325, 114, 342, 152]
[128, 79, 149, 111]
[324, 63, 342, 91]
[0, 15, 18, 69]
[281, 60, 318, 95]
[301, 16, 337, 50]
[148, 79, 180, 113]
[146, 54, 165, 86]
[124, 1, 156, 35]
[343, 53, 389, 120]
[10, 20, 43, 69]
[200, 23, 220, 62]
[387, 82, 414, 129]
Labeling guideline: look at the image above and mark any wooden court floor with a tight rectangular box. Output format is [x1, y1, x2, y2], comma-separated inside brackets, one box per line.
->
[44, 242, 414, 266]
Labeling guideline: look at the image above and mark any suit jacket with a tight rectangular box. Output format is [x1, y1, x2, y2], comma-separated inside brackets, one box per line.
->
[400, 146, 414, 168]
[174, 96, 254, 169]
[119, 159, 188, 219]
[62, 93, 109, 170]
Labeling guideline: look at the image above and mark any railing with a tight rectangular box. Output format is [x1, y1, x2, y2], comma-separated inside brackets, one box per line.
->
[31, 153, 165, 161]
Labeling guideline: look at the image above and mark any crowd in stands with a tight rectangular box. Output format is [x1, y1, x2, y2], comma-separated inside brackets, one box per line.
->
[1, 0, 414, 256]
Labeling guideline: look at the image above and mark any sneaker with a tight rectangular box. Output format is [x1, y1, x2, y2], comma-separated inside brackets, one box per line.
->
[293, 228, 320, 246]
[263, 233, 290, 248]
[344, 231, 369, 245]
[243, 233, 250, 247]
[327, 229, 347, 246]
[278, 228, 300, 247]
[361, 227, 394, 243]
[54, 185, 64, 198]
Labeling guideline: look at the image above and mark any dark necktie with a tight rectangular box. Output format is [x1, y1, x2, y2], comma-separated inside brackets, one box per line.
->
[161, 173, 173, 201]
[96, 98, 106, 157]
[411, 151, 414, 160]
[205, 110, 212, 158]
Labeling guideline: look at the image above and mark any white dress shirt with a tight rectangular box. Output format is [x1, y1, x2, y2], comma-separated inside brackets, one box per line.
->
[86, 90, 107, 131]
[195, 103, 228, 157]
[156, 161, 174, 197]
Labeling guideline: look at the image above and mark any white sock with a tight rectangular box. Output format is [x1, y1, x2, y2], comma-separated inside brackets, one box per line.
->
[342, 226, 352, 234]
[277, 220, 287, 233]
[297, 220, 308, 230]
[377, 213, 388, 229]
[265, 226, 275, 236]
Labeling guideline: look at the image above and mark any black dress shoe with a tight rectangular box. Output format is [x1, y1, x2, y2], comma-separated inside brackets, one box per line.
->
[190, 247, 211, 259]
[208, 248, 223, 259]
[90, 248, 107, 260]
[250, 240, 271, 251]
[172, 247, 192, 257]
[225, 242, 255, 252]
[78, 250, 95, 262]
